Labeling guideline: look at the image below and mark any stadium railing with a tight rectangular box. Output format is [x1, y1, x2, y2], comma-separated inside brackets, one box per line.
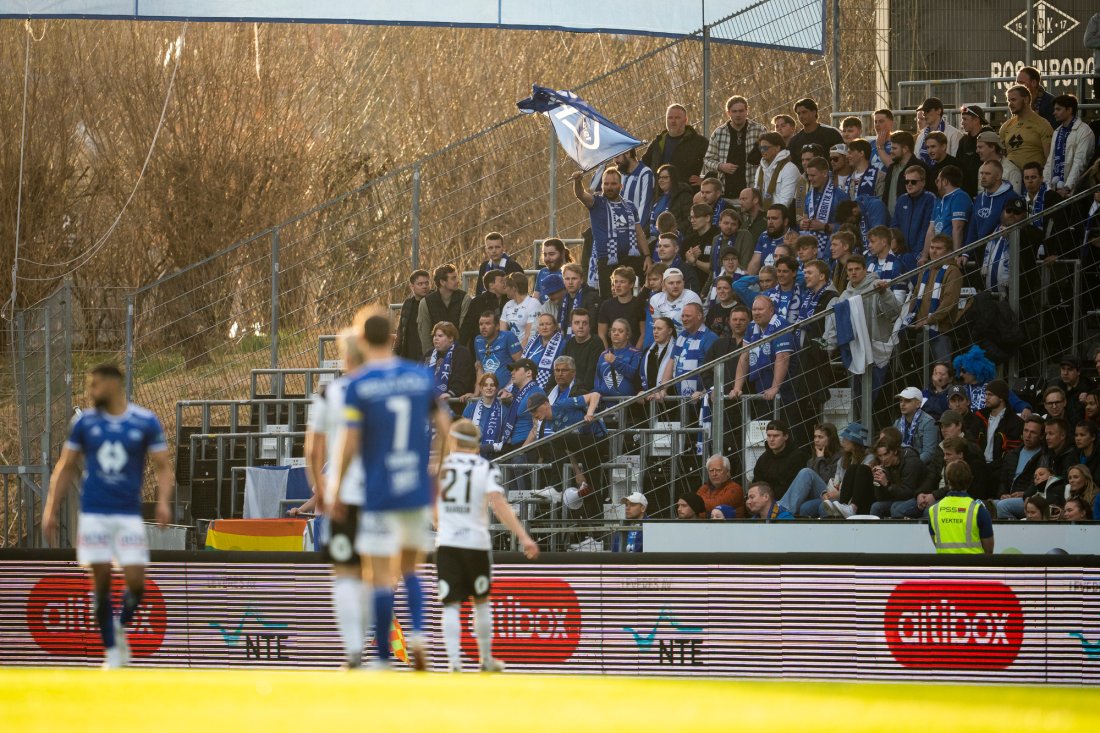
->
[1, 466, 49, 549]
[492, 183, 1100, 548]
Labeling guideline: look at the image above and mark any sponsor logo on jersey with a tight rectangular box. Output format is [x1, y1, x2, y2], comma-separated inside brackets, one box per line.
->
[460, 577, 581, 664]
[884, 581, 1024, 670]
[26, 574, 167, 657]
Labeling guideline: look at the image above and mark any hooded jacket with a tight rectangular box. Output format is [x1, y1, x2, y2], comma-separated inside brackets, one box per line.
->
[965, 181, 1022, 246]
[824, 271, 903, 367]
[754, 149, 800, 210]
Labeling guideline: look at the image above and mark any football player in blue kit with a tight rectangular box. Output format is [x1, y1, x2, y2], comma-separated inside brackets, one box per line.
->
[43, 364, 174, 668]
[332, 306, 450, 670]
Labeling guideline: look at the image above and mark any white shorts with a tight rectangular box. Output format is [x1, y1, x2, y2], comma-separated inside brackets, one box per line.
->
[77, 513, 149, 567]
[355, 507, 434, 557]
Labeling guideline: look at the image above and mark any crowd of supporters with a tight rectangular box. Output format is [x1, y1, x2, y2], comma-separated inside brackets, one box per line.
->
[393, 72, 1100, 532]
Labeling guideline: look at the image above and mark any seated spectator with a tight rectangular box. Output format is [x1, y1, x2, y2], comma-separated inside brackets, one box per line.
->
[648, 164, 694, 238]
[1024, 494, 1051, 521]
[474, 231, 524, 296]
[945, 386, 986, 449]
[426, 321, 476, 407]
[642, 316, 677, 393]
[1042, 385, 1070, 422]
[995, 414, 1046, 519]
[750, 420, 804, 503]
[463, 373, 505, 459]
[710, 505, 737, 520]
[696, 454, 745, 516]
[649, 267, 703, 333]
[901, 422, 986, 518]
[1075, 421, 1100, 477]
[822, 422, 872, 518]
[1043, 418, 1077, 503]
[754, 133, 799, 211]
[895, 386, 939, 462]
[473, 311, 521, 392]
[1033, 466, 1065, 510]
[562, 309, 602, 392]
[869, 434, 924, 518]
[597, 266, 646, 349]
[1061, 496, 1092, 521]
[704, 274, 745, 335]
[922, 361, 954, 420]
[782, 423, 843, 517]
[521, 313, 567, 390]
[1065, 465, 1099, 519]
[954, 345, 1030, 414]
[745, 481, 794, 522]
[675, 493, 707, 519]
[1084, 391, 1100, 432]
[595, 318, 642, 400]
[538, 272, 567, 317]
[976, 378, 1024, 487]
[500, 272, 541, 348]
[533, 238, 569, 303]
[612, 493, 647, 552]
[1057, 355, 1095, 425]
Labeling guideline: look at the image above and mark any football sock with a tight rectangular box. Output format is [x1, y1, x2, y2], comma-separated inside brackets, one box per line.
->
[94, 589, 115, 649]
[119, 586, 144, 628]
[474, 600, 493, 665]
[372, 588, 395, 662]
[332, 576, 363, 662]
[441, 603, 462, 670]
[403, 572, 425, 636]
[359, 582, 374, 639]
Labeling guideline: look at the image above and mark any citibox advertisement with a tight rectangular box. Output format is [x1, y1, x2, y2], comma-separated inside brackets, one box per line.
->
[2, 560, 1099, 683]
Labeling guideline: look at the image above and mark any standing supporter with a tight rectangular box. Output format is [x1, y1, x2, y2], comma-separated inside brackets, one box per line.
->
[705, 274, 745, 336]
[749, 421, 805, 504]
[925, 132, 961, 181]
[868, 108, 895, 173]
[732, 295, 795, 406]
[999, 84, 1053, 171]
[846, 139, 883, 199]
[473, 311, 520, 393]
[891, 165, 935, 258]
[739, 187, 768, 246]
[395, 269, 430, 360]
[1016, 66, 1057, 127]
[642, 103, 709, 190]
[533, 237, 569, 302]
[913, 97, 962, 163]
[642, 316, 677, 392]
[975, 131, 1022, 193]
[662, 302, 718, 399]
[882, 131, 927, 220]
[461, 269, 509, 349]
[890, 227, 919, 274]
[964, 160, 1022, 248]
[601, 148, 654, 233]
[496, 359, 545, 487]
[544, 262, 600, 338]
[682, 201, 720, 291]
[703, 95, 767, 198]
[746, 204, 795, 275]
[596, 318, 642, 401]
[926, 165, 971, 259]
[754, 132, 798, 211]
[828, 230, 856, 293]
[702, 209, 751, 292]
[571, 166, 650, 298]
[418, 264, 471, 356]
[649, 267, 702, 333]
[829, 143, 853, 191]
[786, 98, 844, 171]
[771, 114, 797, 148]
[840, 116, 864, 144]
[652, 233, 699, 293]
[500, 272, 540, 348]
[561, 309, 603, 392]
[865, 226, 906, 303]
[425, 321, 476, 406]
[463, 373, 506, 459]
[521, 313, 567, 390]
[648, 164, 694, 238]
[957, 104, 993, 197]
[1044, 94, 1095, 196]
[800, 156, 849, 261]
[474, 232, 523, 296]
[765, 255, 803, 323]
[981, 198, 1028, 296]
[792, 259, 839, 430]
[597, 265, 645, 349]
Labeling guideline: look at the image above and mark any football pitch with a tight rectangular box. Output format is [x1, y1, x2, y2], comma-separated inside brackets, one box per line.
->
[3, 668, 1099, 732]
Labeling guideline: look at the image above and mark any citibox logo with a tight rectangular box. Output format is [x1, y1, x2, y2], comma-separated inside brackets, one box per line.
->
[460, 577, 581, 664]
[884, 581, 1023, 670]
[26, 575, 168, 657]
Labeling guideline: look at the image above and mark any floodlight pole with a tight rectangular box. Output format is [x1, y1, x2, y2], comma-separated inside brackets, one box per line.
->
[1025, 1, 1033, 67]
[832, 0, 841, 112]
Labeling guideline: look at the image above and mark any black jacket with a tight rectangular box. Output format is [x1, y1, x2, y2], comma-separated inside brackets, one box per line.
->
[642, 125, 710, 191]
[475, 257, 524, 296]
[752, 442, 806, 500]
[920, 441, 990, 500]
[873, 446, 925, 501]
[424, 343, 476, 400]
[998, 444, 1045, 497]
[395, 296, 423, 360]
[460, 292, 507, 350]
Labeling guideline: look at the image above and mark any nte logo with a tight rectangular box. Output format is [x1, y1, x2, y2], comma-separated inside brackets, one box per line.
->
[624, 609, 704, 666]
[210, 608, 290, 660]
[884, 581, 1024, 670]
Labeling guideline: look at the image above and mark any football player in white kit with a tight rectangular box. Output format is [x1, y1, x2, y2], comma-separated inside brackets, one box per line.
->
[303, 328, 372, 668]
[436, 419, 539, 672]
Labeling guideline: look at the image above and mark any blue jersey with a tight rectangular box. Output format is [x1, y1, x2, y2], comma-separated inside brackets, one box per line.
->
[474, 330, 521, 388]
[745, 315, 794, 390]
[65, 405, 167, 516]
[344, 358, 437, 511]
[932, 188, 972, 237]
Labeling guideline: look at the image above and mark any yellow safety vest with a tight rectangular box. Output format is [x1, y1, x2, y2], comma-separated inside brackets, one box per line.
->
[930, 494, 984, 554]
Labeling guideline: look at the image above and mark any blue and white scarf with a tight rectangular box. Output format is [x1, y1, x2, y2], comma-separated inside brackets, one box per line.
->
[1029, 184, 1047, 230]
[983, 228, 1010, 292]
[501, 380, 538, 445]
[523, 330, 564, 388]
[487, 254, 512, 272]
[803, 182, 836, 259]
[918, 119, 945, 165]
[849, 165, 878, 200]
[1051, 123, 1072, 186]
[428, 344, 455, 397]
[471, 398, 503, 444]
[911, 265, 949, 335]
[559, 288, 585, 335]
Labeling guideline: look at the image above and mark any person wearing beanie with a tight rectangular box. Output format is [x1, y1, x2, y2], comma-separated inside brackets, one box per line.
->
[675, 493, 707, 519]
[977, 378, 1024, 494]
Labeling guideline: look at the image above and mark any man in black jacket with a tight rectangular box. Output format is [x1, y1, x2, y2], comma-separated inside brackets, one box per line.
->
[994, 415, 1046, 518]
[976, 378, 1024, 493]
[418, 264, 471, 352]
[642, 104, 709, 191]
[395, 269, 430, 360]
[957, 105, 994, 197]
[474, 232, 524, 296]
[869, 434, 925, 518]
[750, 420, 805, 502]
[461, 270, 509, 350]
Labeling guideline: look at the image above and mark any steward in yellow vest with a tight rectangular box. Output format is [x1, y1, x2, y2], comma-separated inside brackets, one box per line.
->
[929, 459, 994, 554]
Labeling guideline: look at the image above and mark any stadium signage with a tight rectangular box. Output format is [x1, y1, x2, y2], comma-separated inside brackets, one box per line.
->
[884, 581, 1024, 670]
[25, 574, 167, 657]
[461, 577, 581, 664]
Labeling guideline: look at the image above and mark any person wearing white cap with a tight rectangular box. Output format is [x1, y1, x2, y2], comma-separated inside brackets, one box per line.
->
[894, 387, 938, 463]
[648, 267, 702, 333]
[611, 492, 647, 552]
[829, 143, 853, 192]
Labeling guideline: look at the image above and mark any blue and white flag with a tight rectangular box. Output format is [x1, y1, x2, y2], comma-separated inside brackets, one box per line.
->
[517, 85, 641, 171]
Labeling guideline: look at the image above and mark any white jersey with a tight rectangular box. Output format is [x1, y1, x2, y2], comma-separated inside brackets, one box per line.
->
[307, 375, 364, 506]
[649, 290, 703, 332]
[501, 296, 541, 344]
[435, 451, 504, 551]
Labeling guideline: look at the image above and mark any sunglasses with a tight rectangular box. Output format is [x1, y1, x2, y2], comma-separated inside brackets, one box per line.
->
[905, 179, 922, 185]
